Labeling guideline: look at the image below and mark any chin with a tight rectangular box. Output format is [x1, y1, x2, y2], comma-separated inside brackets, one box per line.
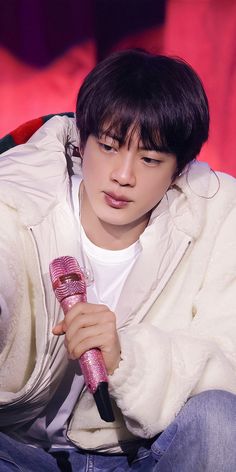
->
[98, 212, 132, 227]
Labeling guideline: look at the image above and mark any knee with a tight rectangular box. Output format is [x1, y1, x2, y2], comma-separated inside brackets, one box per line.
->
[151, 390, 236, 470]
[178, 389, 236, 437]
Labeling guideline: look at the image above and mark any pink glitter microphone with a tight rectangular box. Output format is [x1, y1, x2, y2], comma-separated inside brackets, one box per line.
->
[49, 255, 114, 422]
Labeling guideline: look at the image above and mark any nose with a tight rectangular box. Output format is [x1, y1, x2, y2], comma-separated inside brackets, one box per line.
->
[110, 155, 136, 187]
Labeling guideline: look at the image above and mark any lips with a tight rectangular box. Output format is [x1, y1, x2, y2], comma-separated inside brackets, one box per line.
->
[104, 191, 131, 209]
[106, 192, 130, 202]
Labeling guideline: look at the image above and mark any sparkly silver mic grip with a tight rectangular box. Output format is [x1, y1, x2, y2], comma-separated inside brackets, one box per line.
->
[49, 256, 114, 422]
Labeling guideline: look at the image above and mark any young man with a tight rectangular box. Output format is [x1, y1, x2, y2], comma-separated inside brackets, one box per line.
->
[0, 49, 236, 471]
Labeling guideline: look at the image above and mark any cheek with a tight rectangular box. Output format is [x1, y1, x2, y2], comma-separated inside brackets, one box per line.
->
[144, 176, 171, 197]
[140, 177, 171, 210]
[81, 156, 95, 180]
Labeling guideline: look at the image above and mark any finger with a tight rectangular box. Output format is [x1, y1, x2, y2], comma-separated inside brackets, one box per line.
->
[66, 322, 119, 357]
[65, 323, 104, 352]
[67, 332, 121, 374]
[64, 310, 116, 341]
[65, 302, 108, 320]
[52, 320, 66, 336]
[67, 332, 107, 360]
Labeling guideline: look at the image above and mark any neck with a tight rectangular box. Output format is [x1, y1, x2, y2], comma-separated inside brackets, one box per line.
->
[84, 218, 148, 250]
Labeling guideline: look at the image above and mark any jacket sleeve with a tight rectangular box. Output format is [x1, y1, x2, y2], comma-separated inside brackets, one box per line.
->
[0, 115, 78, 194]
[108, 206, 236, 438]
[0, 204, 35, 394]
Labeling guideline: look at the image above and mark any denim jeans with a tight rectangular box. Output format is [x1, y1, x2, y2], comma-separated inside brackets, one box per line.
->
[0, 390, 236, 471]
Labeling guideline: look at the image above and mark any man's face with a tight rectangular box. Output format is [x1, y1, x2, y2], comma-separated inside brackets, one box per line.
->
[80, 130, 177, 247]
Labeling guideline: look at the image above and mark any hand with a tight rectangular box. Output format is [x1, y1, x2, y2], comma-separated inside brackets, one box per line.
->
[52, 302, 121, 375]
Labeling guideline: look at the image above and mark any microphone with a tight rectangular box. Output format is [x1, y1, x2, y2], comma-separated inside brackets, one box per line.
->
[49, 255, 115, 422]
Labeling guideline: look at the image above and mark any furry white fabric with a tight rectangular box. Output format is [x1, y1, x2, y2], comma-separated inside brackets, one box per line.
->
[0, 116, 236, 452]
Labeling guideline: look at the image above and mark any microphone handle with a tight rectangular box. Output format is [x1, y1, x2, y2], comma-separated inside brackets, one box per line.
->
[61, 294, 115, 422]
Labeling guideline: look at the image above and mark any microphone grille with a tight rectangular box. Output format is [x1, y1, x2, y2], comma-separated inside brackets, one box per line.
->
[49, 256, 86, 302]
[49, 256, 81, 284]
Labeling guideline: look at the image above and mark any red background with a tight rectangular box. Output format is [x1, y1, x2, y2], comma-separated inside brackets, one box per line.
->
[0, 0, 235, 175]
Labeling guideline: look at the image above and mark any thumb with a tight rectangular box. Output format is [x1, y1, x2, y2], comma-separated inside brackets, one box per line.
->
[52, 320, 66, 336]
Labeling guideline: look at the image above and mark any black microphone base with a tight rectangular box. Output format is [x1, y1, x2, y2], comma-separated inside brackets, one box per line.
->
[93, 382, 115, 422]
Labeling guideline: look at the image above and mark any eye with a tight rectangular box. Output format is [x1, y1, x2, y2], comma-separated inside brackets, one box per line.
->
[142, 157, 162, 166]
[98, 142, 117, 153]
[102, 144, 113, 152]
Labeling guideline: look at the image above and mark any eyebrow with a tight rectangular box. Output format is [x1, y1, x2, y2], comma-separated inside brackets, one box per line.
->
[138, 144, 171, 153]
[99, 131, 120, 142]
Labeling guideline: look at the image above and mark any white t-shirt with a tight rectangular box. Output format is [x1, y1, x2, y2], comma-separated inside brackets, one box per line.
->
[71, 174, 141, 313]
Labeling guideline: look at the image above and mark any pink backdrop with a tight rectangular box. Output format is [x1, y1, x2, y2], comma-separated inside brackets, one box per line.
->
[0, 0, 235, 175]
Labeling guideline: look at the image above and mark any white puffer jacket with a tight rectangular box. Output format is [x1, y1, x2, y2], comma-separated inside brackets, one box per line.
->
[0, 115, 236, 452]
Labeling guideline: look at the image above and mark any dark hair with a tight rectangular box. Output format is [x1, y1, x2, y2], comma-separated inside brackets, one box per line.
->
[76, 49, 209, 173]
